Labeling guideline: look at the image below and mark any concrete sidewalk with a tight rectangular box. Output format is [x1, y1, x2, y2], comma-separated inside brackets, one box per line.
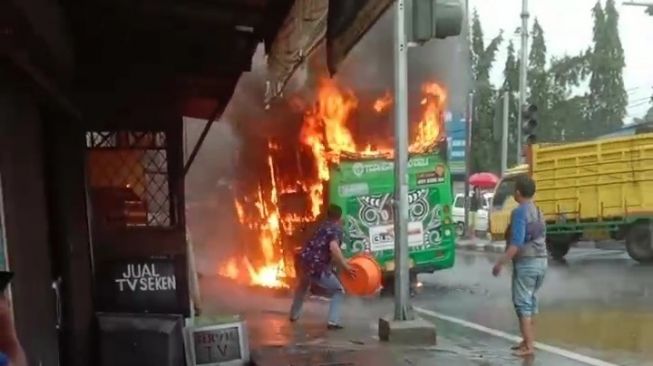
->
[199, 276, 597, 366]
[246, 309, 478, 366]
[244, 302, 601, 366]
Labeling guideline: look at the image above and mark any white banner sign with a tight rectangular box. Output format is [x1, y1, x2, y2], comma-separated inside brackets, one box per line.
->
[369, 222, 424, 252]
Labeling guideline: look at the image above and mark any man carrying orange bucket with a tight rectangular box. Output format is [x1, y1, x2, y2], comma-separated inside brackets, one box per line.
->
[289, 204, 356, 330]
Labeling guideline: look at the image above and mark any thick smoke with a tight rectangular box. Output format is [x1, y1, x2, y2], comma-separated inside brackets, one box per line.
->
[184, 117, 241, 275]
[334, 7, 470, 117]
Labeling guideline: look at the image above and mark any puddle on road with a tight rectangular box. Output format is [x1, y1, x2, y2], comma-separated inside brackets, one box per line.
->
[537, 307, 653, 363]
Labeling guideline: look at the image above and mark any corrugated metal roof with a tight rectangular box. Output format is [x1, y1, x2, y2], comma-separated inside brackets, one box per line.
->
[264, 0, 393, 105]
[599, 121, 653, 139]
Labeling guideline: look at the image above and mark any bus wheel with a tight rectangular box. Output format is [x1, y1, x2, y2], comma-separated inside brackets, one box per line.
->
[626, 222, 653, 263]
[380, 273, 418, 297]
[546, 236, 572, 260]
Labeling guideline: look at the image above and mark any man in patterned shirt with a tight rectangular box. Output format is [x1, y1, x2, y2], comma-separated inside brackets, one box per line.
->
[289, 205, 355, 329]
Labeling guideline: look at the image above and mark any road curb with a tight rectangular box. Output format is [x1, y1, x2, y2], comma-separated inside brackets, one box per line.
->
[456, 239, 505, 253]
[456, 239, 624, 253]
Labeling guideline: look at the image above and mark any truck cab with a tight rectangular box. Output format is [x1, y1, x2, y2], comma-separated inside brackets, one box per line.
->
[489, 165, 528, 241]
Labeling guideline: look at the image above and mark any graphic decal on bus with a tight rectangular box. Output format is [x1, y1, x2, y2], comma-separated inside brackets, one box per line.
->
[344, 189, 444, 253]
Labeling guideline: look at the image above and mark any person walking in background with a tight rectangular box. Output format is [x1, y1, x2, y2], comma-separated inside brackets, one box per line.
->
[0, 296, 27, 366]
[468, 186, 481, 237]
[492, 175, 547, 357]
[289, 204, 355, 329]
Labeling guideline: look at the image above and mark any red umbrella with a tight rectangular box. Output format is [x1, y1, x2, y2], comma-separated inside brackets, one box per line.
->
[469, 172, 499, 189]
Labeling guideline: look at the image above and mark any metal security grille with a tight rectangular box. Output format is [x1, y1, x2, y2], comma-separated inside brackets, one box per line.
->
[86, 131, 172, 227]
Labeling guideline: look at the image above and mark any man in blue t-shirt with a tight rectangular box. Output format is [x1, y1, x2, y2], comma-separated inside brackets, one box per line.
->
[289, 205, 355, 329]
[492, 174, 547, 357]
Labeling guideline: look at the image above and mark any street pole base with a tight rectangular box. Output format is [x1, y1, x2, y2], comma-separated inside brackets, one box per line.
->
[378, 316, 437, 345]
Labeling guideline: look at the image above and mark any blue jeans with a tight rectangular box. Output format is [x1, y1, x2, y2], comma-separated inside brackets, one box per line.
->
[289, 270, 345, 325]
[512, 257, 547, 317]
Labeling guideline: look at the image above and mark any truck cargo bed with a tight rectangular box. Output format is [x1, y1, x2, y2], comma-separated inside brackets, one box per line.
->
[532, 133, 653, 224]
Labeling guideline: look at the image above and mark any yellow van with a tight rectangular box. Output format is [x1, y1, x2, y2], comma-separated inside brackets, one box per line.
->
[489, 164, 528, 241]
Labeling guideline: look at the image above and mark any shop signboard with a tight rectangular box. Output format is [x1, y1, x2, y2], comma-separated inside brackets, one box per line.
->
[96, 255, 190, 316]
[445, 112, 466, 175]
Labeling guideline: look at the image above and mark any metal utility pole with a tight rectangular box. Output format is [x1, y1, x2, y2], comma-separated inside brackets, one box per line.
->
[501, 91, 509, 174]
[463, 92, 473, 238]
[517, 0, 529, 162]
[393, 0, 412, 321]
[462, 0, 472, 239]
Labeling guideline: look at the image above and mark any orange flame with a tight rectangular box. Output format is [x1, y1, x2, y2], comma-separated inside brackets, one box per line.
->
[373, 92, 393, 113]
[410, 82, 447, 153]
[218, 257, 239, 279]
[300, 78, 360, 182]
[218, 142, 291, 288]
[219, 79, 448, 289]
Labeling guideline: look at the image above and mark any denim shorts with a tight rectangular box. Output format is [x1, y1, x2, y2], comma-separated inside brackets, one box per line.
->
[512, 257, 547, 317]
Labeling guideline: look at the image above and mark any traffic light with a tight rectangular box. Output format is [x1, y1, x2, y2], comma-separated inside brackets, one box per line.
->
[522, 104, 538, 144]
[407, 0, 465, 44]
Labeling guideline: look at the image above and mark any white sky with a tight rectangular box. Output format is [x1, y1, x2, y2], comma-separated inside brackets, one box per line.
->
[471, 0, 653, 122]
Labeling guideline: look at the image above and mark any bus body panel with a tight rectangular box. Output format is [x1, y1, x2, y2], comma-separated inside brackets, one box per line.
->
[328, 153, 455, 274]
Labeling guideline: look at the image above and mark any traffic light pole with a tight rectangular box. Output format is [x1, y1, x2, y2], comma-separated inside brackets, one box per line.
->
[517, 0, 529, 163]
[393, 0, 412, 322]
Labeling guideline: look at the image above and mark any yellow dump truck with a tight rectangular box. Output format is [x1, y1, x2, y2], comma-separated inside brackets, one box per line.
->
[489, 133, 653, 262]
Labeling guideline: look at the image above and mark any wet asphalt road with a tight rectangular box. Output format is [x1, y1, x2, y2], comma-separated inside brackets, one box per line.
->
[199, 273, 600, 366]
[197, 244, 651, 365]
[415, 247, 653, 366]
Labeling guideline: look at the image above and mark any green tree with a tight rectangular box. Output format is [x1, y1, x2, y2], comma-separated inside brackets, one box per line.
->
[470, 9, 503, 173]
[528, 19, 552, 141]
[587, 0, 627, 136]
[502, 20, 591, 147]
[547, 52, 591, 140]
[502, 41, 519, 92]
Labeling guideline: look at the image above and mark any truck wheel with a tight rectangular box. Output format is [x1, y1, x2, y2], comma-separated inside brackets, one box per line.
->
[546, 236, 572, 260]
[626, 222, 653, 263]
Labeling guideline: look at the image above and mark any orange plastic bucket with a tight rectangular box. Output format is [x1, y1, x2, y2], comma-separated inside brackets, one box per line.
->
[339, 254, 382, 296]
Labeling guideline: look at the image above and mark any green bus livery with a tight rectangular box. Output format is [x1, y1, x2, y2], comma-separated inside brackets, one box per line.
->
[327, 152, 456, 279]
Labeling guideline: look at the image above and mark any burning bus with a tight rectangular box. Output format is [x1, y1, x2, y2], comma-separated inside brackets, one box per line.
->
[327, 152, 455, 291]
[218, 79, 455, 290]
